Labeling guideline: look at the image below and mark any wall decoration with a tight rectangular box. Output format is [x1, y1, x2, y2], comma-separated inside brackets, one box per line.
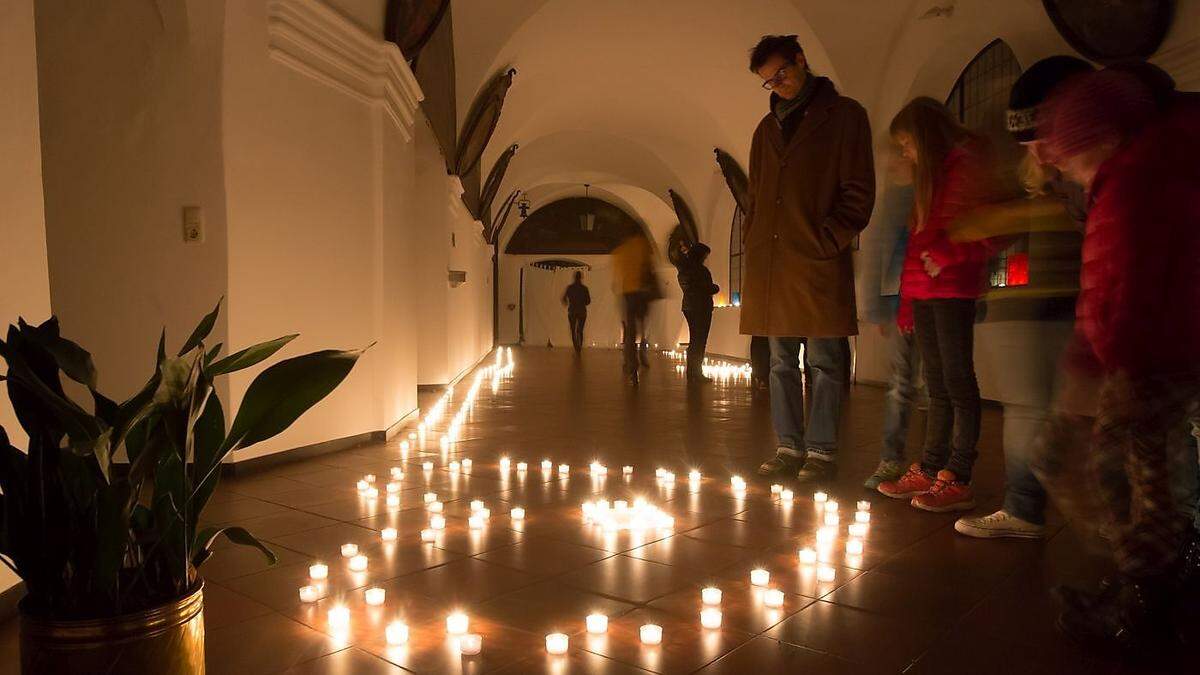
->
[1042, 0, 1173, 63]
[455, 68, 517, 179]
[384, 0, 450, 63]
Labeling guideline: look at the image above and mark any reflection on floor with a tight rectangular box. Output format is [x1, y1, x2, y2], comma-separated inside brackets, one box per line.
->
[1, 347, 1176, 673]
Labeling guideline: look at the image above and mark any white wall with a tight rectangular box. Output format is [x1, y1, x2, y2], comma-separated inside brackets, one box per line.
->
[0, 0, 52, 600]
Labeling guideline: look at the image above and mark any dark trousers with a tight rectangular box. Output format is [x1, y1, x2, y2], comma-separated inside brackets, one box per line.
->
[683, 307, 713, 376]
[913, 299, 981, 481]
[622, 292, 649, 374]
[568, 312, 586, 352]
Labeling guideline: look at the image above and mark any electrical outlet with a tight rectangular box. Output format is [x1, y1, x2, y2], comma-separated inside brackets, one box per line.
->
[182, 206, 204, 243]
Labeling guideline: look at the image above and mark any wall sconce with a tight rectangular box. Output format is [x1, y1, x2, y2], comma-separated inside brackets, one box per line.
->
[448, 270, 467, 287]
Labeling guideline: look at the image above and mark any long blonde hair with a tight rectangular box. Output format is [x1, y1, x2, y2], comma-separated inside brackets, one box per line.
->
[889, 97, 985, 227]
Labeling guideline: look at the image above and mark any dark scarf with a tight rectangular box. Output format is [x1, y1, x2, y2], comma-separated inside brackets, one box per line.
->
[772, 75, 828, 141]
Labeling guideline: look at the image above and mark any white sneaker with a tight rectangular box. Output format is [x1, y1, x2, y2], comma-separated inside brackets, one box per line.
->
[954, 510, 1045, 540]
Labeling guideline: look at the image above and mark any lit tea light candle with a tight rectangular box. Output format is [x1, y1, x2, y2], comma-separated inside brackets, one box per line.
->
[449, 460, 461, 473]
[364, 474, 376, 484]
[366, 487, 379, 499]
[545, 632, 569, 655]
[846, 539, 864, 555]
[750, 568, 770, 587]
[655, 467, 665, 478]
[623, 465, 634, 475]
[470, 500, 484, 512]
[770, 484, 782, 494]
[816, 527, 836, 545]
[639, 624, 663, 645]
[420, 528, 435, 542]
[357, 480, 369, 492]
[390, 467, 404, 480]
[510, 506, 525, 520]
[468, 515, 484, 530]
[386, 494, 400, 507]
[700, 608, 723, 629]
[780, 489, 794, 502]
[422, 461, 433, 471]
[385, 621, 409, 646]
[764, 589, 785, 608]
[459, 633, 482, 656]
[341, 543, 359, 558]
[399, 440, 410, 452]
[857, 500, 871, 511]
[299, 585, 320, 603]
[429, 501, 443, 513]
[824, 512, 840, 526]
[825, 500, 839, 513]
[799, 548, 818, 564]
[309, 563, 329, 580]
[849, 522, 868, 538]
[365, 587, 386, 606]
[430, 515, 446, 530]
[349, 554, 368, 572]
[586, 614, 608, 634]
[499, 457, 511, 470]
[381, 527, 398, 542]
[814, 491, 828, 503]
[701, 587, 722, 605]
[478, 507, 490, 519]
[462, 459, 472, 470]
[541, 459, 552, 471]
[730, 475, 745, 488]
[386, 482, 401, 494]
[424, 492, 437, 504]
[446, 612, 469, 635]
[855, 511, 871, 524]
[558, 463, 570, 476]
[328, 606, 350, 630]
[817, 566, 836, 582]
[517, 461, 528, 472]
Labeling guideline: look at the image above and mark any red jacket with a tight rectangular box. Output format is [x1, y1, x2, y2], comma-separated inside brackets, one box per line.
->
[897, 143, 1001, 329]
[1070, 100, 1200, 376]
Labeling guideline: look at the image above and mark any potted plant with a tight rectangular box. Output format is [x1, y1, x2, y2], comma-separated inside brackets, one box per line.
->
[0, 300, 366, 673]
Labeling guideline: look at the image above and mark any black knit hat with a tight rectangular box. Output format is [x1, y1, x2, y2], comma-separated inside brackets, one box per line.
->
[1007, 55, 1094, 142]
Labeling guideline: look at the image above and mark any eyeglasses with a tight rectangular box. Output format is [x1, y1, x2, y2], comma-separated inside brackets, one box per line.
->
[761, 62, 794, 90]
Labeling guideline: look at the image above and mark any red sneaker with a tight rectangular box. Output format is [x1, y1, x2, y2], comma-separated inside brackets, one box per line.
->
[877, 464, 935, 499]
[911, 470, 976, 512]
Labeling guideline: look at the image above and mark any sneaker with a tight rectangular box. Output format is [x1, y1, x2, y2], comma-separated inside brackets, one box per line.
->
[864, 459, 906, 490]
[795, 455, 838, 485]
[911, 470, 976, 512]
[954, 510, 1045, 539]
[757, 450, 804, 477]
[877, 463, 935, 499]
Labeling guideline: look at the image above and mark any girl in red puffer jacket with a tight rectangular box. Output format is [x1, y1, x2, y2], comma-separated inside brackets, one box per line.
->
[878, 97, 1002, 512]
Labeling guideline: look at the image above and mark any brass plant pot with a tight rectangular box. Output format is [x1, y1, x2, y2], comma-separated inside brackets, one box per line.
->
[19, 582, 205, 674]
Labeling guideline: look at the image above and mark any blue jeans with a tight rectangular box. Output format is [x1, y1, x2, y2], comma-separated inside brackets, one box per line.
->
[881, 329, 921, 461]
[1002, 404, 1050, 525]
[769, 337, 846, 458]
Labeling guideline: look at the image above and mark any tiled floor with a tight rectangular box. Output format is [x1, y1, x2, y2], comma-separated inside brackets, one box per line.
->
[0, 347, 1190, 673]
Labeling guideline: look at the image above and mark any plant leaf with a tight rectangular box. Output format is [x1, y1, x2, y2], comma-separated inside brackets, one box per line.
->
[204, 342, 223, 366]
[179, 299, 222, 357]
[187, 394, 224, 533]
[207, 335, 298, 376]
[192, 526, 276, 569]
[29, 325, 98, 390]
[95, 483, 131, 596]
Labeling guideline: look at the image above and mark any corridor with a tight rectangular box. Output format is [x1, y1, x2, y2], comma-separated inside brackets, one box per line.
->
[3, 347, 1135, 674]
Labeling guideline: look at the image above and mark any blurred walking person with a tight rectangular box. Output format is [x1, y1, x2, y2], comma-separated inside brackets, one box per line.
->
[612, 233, 660, 385]
[561, 270, 591, 354]
[742, 35, 875, 485]
[877, 98, 1002, 512]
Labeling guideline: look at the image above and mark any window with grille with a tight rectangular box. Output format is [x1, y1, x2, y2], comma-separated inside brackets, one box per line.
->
[728, 206, 745, 305]
[945, 39, 1028, 288]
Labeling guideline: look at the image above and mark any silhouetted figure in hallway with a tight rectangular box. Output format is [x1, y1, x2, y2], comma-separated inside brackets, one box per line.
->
[562, 270, 591, 354]
[742, 35, 875, 485]
[612, 233, 660, 385]
[675, 243, 719, 383]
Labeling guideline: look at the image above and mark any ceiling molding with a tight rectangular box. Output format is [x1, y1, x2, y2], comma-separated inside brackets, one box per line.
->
[266, 0, 425, 140]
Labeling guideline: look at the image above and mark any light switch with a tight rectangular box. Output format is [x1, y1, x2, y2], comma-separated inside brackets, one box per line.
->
[182, 206, 204, 243]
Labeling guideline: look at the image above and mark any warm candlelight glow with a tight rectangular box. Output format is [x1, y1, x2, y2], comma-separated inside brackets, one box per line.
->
[814, 491, 828, 503]
[517, 461, 528, 472]
[422, 461, 433, 471]
[546, 632, 569, 654]
[449, 460, 461, 472]
[341, 543, 358, 558]
[328, 606, 350, 630]
[700, 608, 723, 629]
[468, 515, 484, 529]
[381, 527, 397, 542]
[499, 457, 511, 471]
[365, 587, 385, 606]
[430, 515, 446, 530]
[817, 566, 836, 582]
[586, 614, 608, 634]
[849, 522, 869, 538]
[857, 500, 871, 511]
[478, 507, 491, 519]
[459, 633, 482, 656]
[365, 487, 379, 499]
[446, 612, 469, 635]
[825, 500, 839, 513]
[824, 512, 840, 526]
[299, 585, 320, 603]
[558, 463, 570, 476]
[750, 568, 770, 587]
[701, 587, 722, 605]
[386, 494, 400, 507]
[424, 492, 437, 503]
[386, 482, 400, 494]
[510, 506, 525, 520]
[390, 467, 404, 480]
[780, 489, 794, 502]
[349, 554, 368, 572]
[764, 589, 785, 608]
[356, 480, 369, 492]
[470, 500, 484, 512]
[770, 484, 782, 494]
[640, 624, 663, 645]
[385, 621, 409, 645]
[420, 528, 435, 542]
[309, 563, 328, 580]
[364, 474, 376, 483]
[462, 459, 472, 470]
[846, 539, 864, 555]
[799, 548, 818, 564]
[541, 459, 552, 471]
[816, 527, 836, 545]
[623, 465, 633, 475]
[429, 501, 443, 513]
[855, 511, 871, 524]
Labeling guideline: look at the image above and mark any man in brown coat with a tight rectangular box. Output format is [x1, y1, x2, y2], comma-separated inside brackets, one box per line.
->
[742, 35, 875, 484]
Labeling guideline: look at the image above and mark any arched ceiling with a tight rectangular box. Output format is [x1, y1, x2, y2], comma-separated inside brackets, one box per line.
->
[450, 0, 924, 247]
